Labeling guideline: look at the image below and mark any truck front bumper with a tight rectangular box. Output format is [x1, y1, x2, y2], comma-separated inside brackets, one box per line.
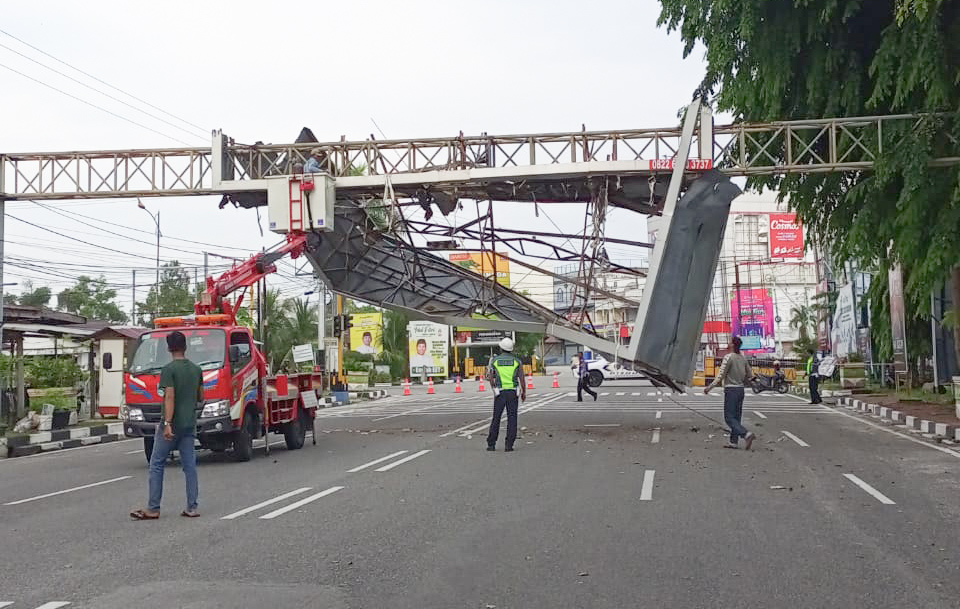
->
[122, 415, 236, 439]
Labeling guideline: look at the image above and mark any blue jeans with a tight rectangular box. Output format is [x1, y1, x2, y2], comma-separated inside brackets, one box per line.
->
[723, 386, 749, 444]
[148, 426, 198, 512]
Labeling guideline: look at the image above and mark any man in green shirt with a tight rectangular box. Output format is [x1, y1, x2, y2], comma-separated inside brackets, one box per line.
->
[131, 331, 204, 520]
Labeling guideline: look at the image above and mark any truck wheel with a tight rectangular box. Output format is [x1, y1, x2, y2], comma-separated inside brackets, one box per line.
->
[588, 370, 603, 388]
[283, 407, 307, 450]
[143, 436, 155, 464]
[232, 410, 255, 462]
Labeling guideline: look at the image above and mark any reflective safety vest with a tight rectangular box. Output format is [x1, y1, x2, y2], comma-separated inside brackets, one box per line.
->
[806, 356, 814, 375]
[491, 355, 521, 390]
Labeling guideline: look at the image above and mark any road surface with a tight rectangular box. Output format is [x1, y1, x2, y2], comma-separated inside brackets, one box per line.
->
[2, 376, 959, 608]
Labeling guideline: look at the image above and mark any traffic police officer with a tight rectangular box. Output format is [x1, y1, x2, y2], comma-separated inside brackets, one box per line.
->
[485, 337, 527, 452]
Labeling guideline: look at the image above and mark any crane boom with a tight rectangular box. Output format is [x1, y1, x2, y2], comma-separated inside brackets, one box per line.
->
[195, 232, 310, 323]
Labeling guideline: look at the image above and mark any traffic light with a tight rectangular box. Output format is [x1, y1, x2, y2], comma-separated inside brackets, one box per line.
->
[343, 314, 354, 332]
[333, 315, 342, 338]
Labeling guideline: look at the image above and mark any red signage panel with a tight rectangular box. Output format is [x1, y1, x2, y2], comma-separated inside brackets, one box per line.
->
[769, 213, 804, 259]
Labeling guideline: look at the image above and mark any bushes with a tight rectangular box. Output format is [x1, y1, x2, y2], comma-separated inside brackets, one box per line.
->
[0, 355, 84, 389]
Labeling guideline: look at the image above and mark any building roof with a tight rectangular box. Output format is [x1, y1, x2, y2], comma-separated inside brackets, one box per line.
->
[89, 326, 147, 340]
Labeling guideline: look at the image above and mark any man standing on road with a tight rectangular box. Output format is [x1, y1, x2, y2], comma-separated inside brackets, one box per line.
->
[485, 338, 527, 452]
[807, 351, 822, 404]
[575, 352, 598, 402]
[131, 331, 203, 520]
[705, 336, 756, 450]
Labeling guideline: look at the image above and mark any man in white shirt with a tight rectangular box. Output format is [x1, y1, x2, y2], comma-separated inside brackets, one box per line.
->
[705, 336, 756, 450]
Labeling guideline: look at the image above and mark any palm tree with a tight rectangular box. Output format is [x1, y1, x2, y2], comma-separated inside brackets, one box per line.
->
[789, 305, 814, 342]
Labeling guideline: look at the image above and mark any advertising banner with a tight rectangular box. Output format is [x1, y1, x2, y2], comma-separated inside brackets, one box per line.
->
[831, 283, 857, 358]
[449, 252, 511, 287]
[888, 262, 909, 376]
[454, 328, 512, 345]
[731, 288, 776, 353]
[408, 321, 449, 377]
[769, 213, 804, 259]
[350, 312, 383, 355]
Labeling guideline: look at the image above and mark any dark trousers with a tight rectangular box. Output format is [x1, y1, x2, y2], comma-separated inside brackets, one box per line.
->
[723, 386, 748, 444]
[487, 390, 519, 448]
[577, 378, 597, 401]
[809, 374, 821, 403]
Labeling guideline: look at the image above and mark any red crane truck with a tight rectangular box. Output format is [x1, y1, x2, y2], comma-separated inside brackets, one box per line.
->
[120, 233, 322, 462]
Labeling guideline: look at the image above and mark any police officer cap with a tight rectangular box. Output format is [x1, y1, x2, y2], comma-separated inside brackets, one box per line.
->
[499, 337, 514, 352]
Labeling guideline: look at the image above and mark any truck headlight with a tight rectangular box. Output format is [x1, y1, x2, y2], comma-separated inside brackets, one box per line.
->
[201, 400, 230, 418]
[122, 406, 144, 422]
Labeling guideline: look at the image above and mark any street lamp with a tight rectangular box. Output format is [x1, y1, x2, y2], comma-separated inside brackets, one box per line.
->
[137, 199, 162, 317]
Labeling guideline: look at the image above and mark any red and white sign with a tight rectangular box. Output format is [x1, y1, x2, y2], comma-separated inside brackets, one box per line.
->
[647, 158, 713, 171]
[768, 213, 804, 258]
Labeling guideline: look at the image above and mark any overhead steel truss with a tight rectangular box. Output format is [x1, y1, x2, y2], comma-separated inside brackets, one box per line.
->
[4, 112, 960, 201]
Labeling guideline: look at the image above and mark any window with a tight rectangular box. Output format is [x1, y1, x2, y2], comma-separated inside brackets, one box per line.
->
[230, 332, 253, 373]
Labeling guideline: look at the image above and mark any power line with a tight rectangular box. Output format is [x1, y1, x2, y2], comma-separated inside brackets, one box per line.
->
[0, 61, 194, 146]
[0, 28, 209, 135]
[0, 41, 208, 142]
[7, 213, 172, 261]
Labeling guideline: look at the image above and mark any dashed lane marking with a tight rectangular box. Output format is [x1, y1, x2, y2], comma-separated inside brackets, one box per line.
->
[346, 451, 408, 473]
[639, 470, 655, 501]
[221, 487, 312, 520]
[3, 476, 132, 506]
[651, 428, 661, 444]
[259, 486, 345, 519]
[753, 411, 768, 419]
[781, 430, 810, 447]
[374, 450, 431, 472]
[843, 474, 896, 505]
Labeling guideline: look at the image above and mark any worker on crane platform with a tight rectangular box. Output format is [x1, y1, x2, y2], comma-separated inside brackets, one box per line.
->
[485, 338, 527, 452]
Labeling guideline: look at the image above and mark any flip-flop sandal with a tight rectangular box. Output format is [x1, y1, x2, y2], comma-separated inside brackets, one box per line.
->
[180, 510, 200, 518]
[130, 509, 159, 520]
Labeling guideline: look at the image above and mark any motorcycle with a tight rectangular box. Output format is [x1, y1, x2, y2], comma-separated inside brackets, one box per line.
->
[750, 372, 790, 394]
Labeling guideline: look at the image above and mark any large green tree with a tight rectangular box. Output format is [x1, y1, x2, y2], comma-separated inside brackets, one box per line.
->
[57, 275, 128, 322]
[658, 0, 960, 362]
[136, 262, 197, 325]
[15, 281, 53, 308]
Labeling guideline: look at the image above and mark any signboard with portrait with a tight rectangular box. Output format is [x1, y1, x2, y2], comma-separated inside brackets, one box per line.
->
[350, 312, 383, 355]
[831, 283, 857, 358]
[731, 288, 776, 354]
[408, 321, 449, 378]
[449, 251, 511, 287]
[768, 213, 804, 259]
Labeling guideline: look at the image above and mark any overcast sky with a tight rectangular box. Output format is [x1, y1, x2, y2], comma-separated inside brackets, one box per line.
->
[1, 0, 711, 314]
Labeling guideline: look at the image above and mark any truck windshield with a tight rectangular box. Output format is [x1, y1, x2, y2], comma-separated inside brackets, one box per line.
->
[129, 329, 227, 374]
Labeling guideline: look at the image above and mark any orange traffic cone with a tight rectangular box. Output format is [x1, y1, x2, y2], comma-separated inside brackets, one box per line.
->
[552, 371, 560, 388]
[403, 378, 411, 396]
[427, 378, 435, 394]
[478, 377, 486, 392]
[455, 376, 462, 393]
[526, 375, 535, 390]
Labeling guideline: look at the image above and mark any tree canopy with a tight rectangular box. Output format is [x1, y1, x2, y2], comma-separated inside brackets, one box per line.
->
[136, 262, 199, 325]
[658, 0, 960, 359]
[57, 275, 128, 322]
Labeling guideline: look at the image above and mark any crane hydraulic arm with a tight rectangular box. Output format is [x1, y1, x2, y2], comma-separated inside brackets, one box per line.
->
[195, 232, 310, 323]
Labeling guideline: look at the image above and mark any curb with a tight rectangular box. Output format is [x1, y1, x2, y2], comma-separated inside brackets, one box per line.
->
[3, 422, 125, 458]
[317, 389, 389, 408]
[834, 396, 960, 444]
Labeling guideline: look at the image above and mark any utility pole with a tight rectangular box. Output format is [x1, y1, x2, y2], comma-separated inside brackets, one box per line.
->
[203, 252, 208, 284]
[336, 294, 344, 381]
[132, 269, 136, 322]
[0, 199, 5, 363]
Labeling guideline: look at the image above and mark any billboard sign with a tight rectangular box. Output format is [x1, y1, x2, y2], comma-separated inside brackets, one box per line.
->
[831, 283, 857, 358]
[350, 312, 383, 355]
[449, 252, 511, 287]
[769, 213, 804, 259]
[408, 321, 449, 377]
[454, 328, 512, 345]
[731, 288, 776, 354]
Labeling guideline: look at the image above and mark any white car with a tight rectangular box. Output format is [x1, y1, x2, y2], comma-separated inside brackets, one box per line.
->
[572, 356, 646, 387]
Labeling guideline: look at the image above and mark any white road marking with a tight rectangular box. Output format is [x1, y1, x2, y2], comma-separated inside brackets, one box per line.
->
[651, 428, 661, 444]
[0, 438, 138, 465]
[639, 470, 655, 501]
[346, 450, 408, 473]
[781, 430, 809, 447]
[632, 392, 642, 396]
[0, 602, 14, 607]
[600, 392, 609, 396]
[221, 487, 313, 520]
[35, 603, 71, 609]
[615, 392, 625, 396]
[374, 449, 431, 472]
[259, 486, 345, 519]
[655, 410, 662, 419]
[785, 394, 960, 459]
[454, 393, 567, 437]
[125, 449, 142, 454]
[584, 423, 620, 428]
[647, 392, 657, 396]
[440, 418, 492, 438]
[753, 411, 768, 419]
[843, 474, 896, 505]
[3, 476, 132, 506]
